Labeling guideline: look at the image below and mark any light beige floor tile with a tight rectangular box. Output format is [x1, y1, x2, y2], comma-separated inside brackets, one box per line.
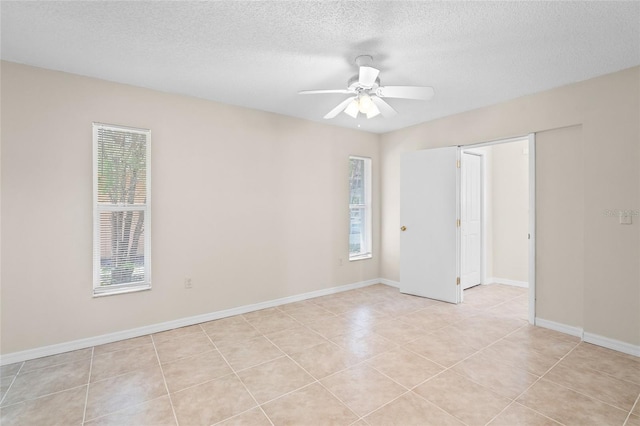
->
[634, 399, 640, 416]
[452, 352, 539, 399]
[85, 365, 167, 421]
[487, 403, 561, 425]
[365, 347, 443, 388]
[91, 343, 158, 382]
[171, 374, 256, 426]
[266, 326, 327, 354]
[21, 348, 92, 373]
[505, 327, 579, 359]
[216, 336, 284, 371]
[237, 356, 314, 403]
[627, 414, 640, 426]
[2, 359, 91, 406]
[340, 306, 390, 328]
[563, 343, 640, 385]
[397, 308, 450, 331]
[277, 299, 317, 312]
[0, 385, 86, 426]
[313, 297, 361, 315]
[0, 363, 22, 378]
[321, 365, 406, 417]
[201, 318, 261, 344]
[162, 350, 233, 393]
[481, 338, 559, 376]
[414, 370, 510, 426]
[262, 383, 358, 425]
[244, 311, 300, 335]
[84, 395, 176, 426]
[1, 379, 14, 401]
[517, 378, 628, 425]
[289, 341, 359, 380]
[330, 330, 397, 362]
[285, 305, 336, 323]
[154, 331, 214, 364]
[241, 307, 280, 321]
[93, 335, 152, 356]
[404, 333, 477, 367]
[217, 407, 271, 425]
[428, 325, 501, 350]
[364, 391, 465, 426]
[306, 315, 363, 339]
[372, 320, 425, 345]
[544, 362, 640, 411]
[152, 325, 204, 343]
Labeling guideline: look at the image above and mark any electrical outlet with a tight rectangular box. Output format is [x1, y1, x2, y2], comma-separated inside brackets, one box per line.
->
[184, 277, 192, 289]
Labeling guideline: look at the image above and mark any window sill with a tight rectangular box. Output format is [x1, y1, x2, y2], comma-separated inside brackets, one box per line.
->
[93, 284, 151, 298]
[349, 254, 372, 262]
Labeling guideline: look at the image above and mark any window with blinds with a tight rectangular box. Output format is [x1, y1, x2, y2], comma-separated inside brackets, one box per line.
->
[93, 123, 151, 296]
[349, 156, 372, 260]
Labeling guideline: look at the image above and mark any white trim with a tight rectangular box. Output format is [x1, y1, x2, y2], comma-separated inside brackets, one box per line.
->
[536, 318, 640, 357]
[487, 277, 529, 288]
[379, 278, 400, 288]
[583, 332, 640, 357]
[528, 133, 536, 326]
[0, 278, 380, 366]
[535, 317, 584, 338]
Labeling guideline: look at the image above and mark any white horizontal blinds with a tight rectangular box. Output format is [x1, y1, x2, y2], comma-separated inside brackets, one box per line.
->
[349, 156, 371, 259]
[93, 123, 151, 294]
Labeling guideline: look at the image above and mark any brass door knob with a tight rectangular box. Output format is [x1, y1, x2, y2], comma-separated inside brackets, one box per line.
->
[400, 226, 407, 231]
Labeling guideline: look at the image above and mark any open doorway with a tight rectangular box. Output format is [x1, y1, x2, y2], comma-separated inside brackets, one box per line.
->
[460, 137, 531, 321]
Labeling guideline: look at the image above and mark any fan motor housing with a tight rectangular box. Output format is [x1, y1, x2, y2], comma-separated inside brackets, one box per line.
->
[348, 75, 380, 92]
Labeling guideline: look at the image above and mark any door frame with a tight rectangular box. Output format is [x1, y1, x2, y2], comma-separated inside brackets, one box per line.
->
[460, 149, 485, 289]
[458, 133, 536, 325]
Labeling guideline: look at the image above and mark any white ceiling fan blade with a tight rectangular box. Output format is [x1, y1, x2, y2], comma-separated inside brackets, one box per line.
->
[358, 66, 380, 87]
[371, 96, 397, 118]
[298, 89, 353, 95]
[324, 96, 357, 119]
[376, 86, 435, 100]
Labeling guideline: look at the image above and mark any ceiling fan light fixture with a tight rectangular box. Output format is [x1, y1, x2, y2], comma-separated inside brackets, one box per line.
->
[358, 94, 374, 113]
[366, 102, 381, 119]
[344, 99, 359, 118]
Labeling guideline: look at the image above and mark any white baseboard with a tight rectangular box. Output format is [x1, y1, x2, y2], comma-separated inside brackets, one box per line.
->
[535, 317, 584, 338]
[487, 277, 529, 288]
[583, 332, 640, 357]
[0, 278, 381, 366]
[536, 317, 640, 358]
[379, 278, 400, 288]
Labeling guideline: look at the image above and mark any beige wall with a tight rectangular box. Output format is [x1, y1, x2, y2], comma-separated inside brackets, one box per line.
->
[0, 62, 380, 354]
[491, 140, 529, 283]
[2, 62, 639, 354]
[381, 67, 640, 345]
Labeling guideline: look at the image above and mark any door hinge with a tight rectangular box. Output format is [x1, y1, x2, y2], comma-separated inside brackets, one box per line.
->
[457, 219, 461, 227]
[456, 160, 461, 168]
[456, 277, 460, 285]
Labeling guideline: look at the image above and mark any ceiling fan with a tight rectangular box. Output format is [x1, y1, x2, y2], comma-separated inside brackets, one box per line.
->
[299, 55, 435, 120]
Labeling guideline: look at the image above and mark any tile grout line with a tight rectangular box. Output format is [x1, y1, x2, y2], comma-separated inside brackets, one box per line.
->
[623, 393, 640, 426]
[202, 325, 275, 426]
[150, 334, 180, 426]
[0, 361, 24, 407]
[80, 347, 94, 425]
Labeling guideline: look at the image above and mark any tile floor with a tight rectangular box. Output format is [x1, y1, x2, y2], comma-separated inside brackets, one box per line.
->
[1, 283, 639, 425]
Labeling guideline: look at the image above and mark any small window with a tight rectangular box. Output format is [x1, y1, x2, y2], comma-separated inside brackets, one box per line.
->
[93, 123, 151, 296]
[349, 156, 372, 260]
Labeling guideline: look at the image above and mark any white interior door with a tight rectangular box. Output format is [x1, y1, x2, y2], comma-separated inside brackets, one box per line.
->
[400, 146, 460, 303]
[460, 151, 482, 289]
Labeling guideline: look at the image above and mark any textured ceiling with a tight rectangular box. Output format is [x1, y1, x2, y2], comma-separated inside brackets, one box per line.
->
[2, 1, 639, 134]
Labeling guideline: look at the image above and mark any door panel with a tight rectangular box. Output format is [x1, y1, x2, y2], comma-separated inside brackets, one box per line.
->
[461, 152, 482, 289]
[400, 146, 460, 303]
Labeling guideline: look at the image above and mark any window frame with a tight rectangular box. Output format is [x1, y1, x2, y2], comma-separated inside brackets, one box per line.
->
[348, 156, 372, 261]
[92, 122, 152, 297]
